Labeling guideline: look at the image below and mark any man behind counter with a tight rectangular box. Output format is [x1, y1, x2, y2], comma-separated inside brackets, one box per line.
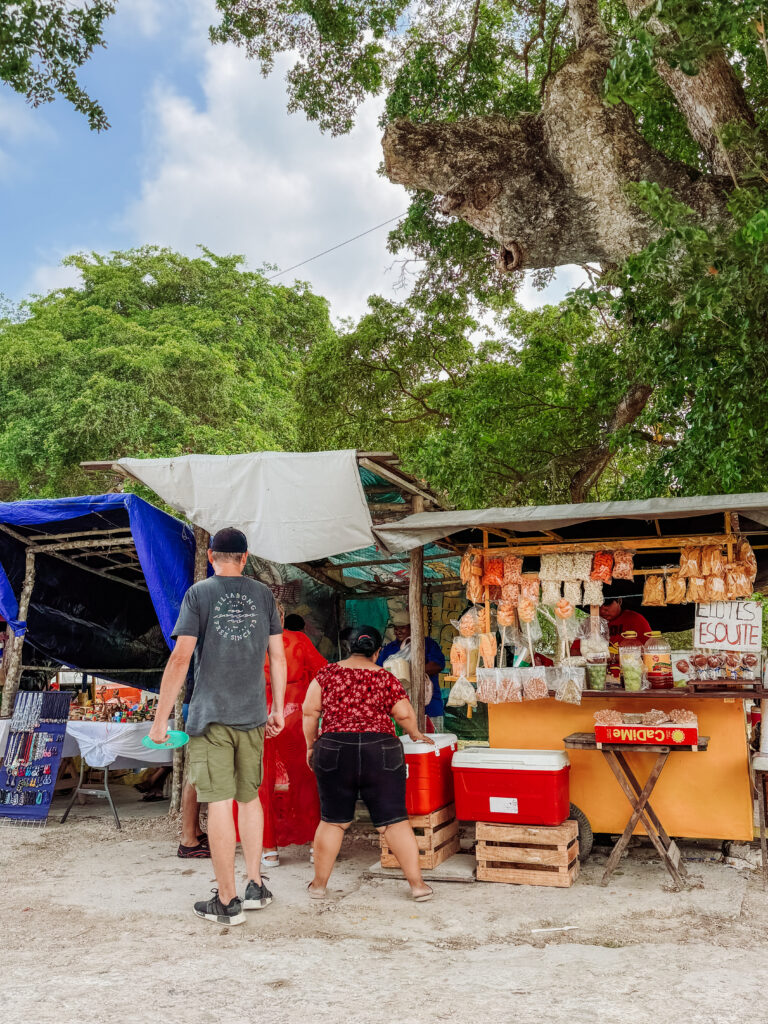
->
[600, 597, 652, 646]
[377, 610, 446, 731]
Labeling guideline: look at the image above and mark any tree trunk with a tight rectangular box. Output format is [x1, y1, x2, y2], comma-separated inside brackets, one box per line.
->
[382, 0, 736, 270]
[0, 550, 36, 718]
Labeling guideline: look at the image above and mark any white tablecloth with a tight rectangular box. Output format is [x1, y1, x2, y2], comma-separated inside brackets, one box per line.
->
[0, 719, 173, 769]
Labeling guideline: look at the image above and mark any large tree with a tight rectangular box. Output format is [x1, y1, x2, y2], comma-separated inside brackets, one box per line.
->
[0, 247, 335, 498]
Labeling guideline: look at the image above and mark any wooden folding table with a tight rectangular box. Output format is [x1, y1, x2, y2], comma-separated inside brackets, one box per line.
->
[563, 732, 710, 890]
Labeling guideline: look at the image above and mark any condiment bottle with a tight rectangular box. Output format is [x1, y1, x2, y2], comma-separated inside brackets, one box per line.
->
[619, 632, 644, 692]
[643, 631, 673, 689]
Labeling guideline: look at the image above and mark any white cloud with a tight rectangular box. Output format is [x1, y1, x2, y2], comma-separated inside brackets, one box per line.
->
[124, 43, 411, 322]
[518, 265, 589, 310]
[27, 260, 82, 297]
[0, 94, 53, 179]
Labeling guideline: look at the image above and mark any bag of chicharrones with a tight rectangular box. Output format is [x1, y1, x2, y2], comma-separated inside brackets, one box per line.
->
[476, 668, 500, 705]
[497, 667, 522, 703]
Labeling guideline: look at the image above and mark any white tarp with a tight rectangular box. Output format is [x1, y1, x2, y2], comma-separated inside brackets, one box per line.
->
[118, 451, 375, 563]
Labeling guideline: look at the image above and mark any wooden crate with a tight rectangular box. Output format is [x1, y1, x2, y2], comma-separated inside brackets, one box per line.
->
[475, 820, 580, 887]
[380, 802, 460, 870]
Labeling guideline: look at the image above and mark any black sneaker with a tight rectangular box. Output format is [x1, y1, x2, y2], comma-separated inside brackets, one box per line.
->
[193, 889, 246, 926]
[243, 877, 273, 910]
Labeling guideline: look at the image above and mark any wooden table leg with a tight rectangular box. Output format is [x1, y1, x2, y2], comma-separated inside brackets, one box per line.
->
[615, 751, 688, 879]
[600, 750, 686, 889]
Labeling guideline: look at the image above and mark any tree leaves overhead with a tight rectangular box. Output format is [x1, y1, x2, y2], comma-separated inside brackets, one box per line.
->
[0, 1, 115, 129]
[0, 247, 335, 499]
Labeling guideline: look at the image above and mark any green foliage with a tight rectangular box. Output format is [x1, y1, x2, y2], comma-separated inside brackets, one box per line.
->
[0, 247, 335, 498]
[0, 1, 115, 130]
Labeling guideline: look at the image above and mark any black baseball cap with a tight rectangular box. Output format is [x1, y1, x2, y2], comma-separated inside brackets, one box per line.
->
[209, 527, 248, 553]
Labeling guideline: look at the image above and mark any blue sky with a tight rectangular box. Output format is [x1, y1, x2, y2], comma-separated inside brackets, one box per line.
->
[0, 0, 582, 322]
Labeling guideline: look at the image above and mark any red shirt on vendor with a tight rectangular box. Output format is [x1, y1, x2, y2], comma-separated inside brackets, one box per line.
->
[601, 598, 652, 646]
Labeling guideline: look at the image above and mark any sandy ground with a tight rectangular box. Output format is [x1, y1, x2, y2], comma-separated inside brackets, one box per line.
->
[3, 789, 768, 1024]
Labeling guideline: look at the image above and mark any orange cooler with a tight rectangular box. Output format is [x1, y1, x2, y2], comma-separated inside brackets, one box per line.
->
[452, 747, 570, 825]
[400, 733, 458, 815]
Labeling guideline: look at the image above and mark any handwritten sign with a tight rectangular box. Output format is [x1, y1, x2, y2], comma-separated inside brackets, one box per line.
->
[694, 601, 763, 652]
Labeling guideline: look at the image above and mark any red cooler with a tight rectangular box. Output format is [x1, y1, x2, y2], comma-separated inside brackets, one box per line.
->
[452, 747, 570, 825]
[400, 733, 458, 815]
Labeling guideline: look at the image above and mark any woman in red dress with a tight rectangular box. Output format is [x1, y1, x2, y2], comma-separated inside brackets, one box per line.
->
[260, 610, 327, 867]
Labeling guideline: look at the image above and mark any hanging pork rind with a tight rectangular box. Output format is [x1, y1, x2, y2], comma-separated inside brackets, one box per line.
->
[460, 548, 473, 585]
[737, 538, 758, 583]
[555, 553, 576, 581]
[457, 606, 483, 636]
[503, 554, 524, 584]
[590, 550, 614, 584]
[539, 554, 559, 582]
[479, 632, 498, 668]
[466, 575, 483, 604]
[704, 574, 727, 602]
[450, 638, 469, 677]
[686, 576, 707, 602]
[612, 549, 635, 580]
[582, 579, 604, 606]
[563, 580, 583, 606]
[642, 575, 666, 606]
[701, 545, 726, 577]
[678, 546, 702, 578]
[725, 562, 752, 599]
[496, 601, 517, 627]
[501, 583, 520, 604]
[482, 557, 504, 587]
[572, 551, 593, 581]
[541, 580, 562, 606]
[519, 574, 540, 604]
[665, 574, 687, 604]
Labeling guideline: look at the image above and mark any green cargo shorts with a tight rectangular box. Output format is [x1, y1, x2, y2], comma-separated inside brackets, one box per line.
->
[187, 723, 265, 804]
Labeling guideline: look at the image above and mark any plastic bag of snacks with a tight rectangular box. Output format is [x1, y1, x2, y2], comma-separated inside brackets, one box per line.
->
[482, 557, 504, 587]
[497, 667, 523, 702]
[594, 709, 623, 726]
[460, 546, 482, 583]
[519, 574, 540, 604]
[582, 579, 603, 606]
[725, 562, 751, 599]
[701, 545, 726, 577]
[539, 554, 559, 582]
[455, 606, 483, 637]
[478, 632, 498, 668]
[563, 580, 583, 606]
[665, 574, 687, 604]
[541, 580, 561, 606]
[554, 667, 585, 705]
[450, 637, 473, 677]
[577, 614, 609, 651]
[446, 675, 477, 712]
[466, 575, 484, 604]
[555, 553, 576, 580]
[642, 575, 666, 606]
[476, 668, 499, 704]
[612, 550, 635, 580]
[501, 583, 520, 604]
[686, 576, 706, 603]
[704, 574, 727, 601]
[590, 551, 614, 584]
[672, 652, 693, 688]
[520, 668, 549, 701]
[572, 552, 594, 582]
[678, 546, 702, 578]
[737, 538, 758, 583]
[496, 601, 517, 627]
[503, 554, 524, 584]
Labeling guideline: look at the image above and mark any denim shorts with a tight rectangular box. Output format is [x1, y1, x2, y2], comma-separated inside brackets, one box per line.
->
[312, 731, 407, 828]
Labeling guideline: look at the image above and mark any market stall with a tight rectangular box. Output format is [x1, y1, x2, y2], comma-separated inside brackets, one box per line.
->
[374, 494, 768, 845]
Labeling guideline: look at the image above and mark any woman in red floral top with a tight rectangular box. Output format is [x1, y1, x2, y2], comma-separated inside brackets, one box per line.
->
[302, 625, 434, 901]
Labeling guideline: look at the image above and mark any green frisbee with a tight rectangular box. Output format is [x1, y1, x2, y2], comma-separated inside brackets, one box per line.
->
[141, 729, 189, 750]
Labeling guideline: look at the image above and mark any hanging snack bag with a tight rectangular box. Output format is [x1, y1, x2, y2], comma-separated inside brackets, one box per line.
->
[466, 575, 483, 604]
[496, 601, 517, 627]
[497, 667, 522, 703]
[737, 538, 758, 584]
[521, 667, 549, 701]
[583, 579, 603, 606]
[446, 675, 477, 712]
[555, 667, 585, 705]
[479, 632, 498, 668]
[541, 580, 561, 606]
[572, 552, 594, 582]
[501, 583, 520, 604]
[672, 652, 693, 688]
[476, 668, 499, 704]
[503, 554, 524, 584]
[555, 553, 576, 581]
[701, 545, 726, 577]
[519, 574, 541, 604]
[686, 576, 706, 603]
[725, 562, 752, 600]
[518, 598, 537, 623]
[555, 598, 574, 620]
[665, 573, 687, 604]
[450, 638, 468, 677]
[704, 574, 727, 602]
[482, 557, 504, 587]
[539, 554, 559, 582]
[590, 550, 614, 584]
[456, 606, 483, 637]
[460, 548, 473, 585]
[563, 580, 583, 606]
[678, 546, 702, 578]
[642, 575, 666, 606]
[612, 550, 635, 580]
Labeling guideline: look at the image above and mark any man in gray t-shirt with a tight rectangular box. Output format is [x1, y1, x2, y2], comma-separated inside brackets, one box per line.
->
[150, 527, 287, 927]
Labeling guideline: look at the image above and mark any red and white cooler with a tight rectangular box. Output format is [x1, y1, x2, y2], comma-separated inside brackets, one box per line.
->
[400, 733, 458, 816]
[451, 747, 570, 825]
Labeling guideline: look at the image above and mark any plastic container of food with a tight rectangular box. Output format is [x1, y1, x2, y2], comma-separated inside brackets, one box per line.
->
[620, 632, 645, 691]
[643, 631, 673, 689]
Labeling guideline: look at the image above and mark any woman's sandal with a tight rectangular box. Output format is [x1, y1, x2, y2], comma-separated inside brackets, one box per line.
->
[307, 881, 327, 899]
[261, 851, 280, 870]
[411, 886, 434, 902]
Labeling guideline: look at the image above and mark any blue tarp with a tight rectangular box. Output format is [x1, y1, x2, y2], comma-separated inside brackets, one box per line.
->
[0, 495, 195, 677]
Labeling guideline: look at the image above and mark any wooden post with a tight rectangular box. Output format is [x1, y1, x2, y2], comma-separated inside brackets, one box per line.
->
[1, 549, 36, 718]
[409, 497, 426, 731]
[170, 525, 209, 813]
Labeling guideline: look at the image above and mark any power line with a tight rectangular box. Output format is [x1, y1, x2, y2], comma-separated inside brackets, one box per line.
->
[267, 213, 407, 281]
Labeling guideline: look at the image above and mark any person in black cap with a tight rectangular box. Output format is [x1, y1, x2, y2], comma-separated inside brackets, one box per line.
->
[150, 526, 287, 926]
